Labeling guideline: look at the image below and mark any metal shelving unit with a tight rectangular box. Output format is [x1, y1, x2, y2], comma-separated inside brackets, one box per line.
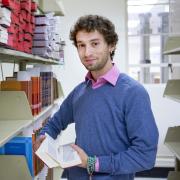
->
[0, 48, 60, 65]
[0, 0, 65, 179]
[164, 35, 180, 179]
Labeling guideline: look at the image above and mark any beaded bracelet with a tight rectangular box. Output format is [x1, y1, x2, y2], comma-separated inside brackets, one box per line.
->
[87, 156, 96, 176]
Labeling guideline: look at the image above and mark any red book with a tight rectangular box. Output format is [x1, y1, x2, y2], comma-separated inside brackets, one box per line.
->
[11, 12, 19, 25]
[21, 0, 31, 12]
[31, 1, 37, 12]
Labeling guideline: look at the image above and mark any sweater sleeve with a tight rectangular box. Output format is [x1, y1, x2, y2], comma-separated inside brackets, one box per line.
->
[39, 89, 75, 139]
[98, 85, 159, 175]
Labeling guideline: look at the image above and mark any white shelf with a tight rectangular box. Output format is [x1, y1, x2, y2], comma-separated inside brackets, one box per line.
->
[0, 47, 60, 65]
[0, 91, 33, 147]
[38, 0, 65, 16]
[0, 120, 32, 147]
[0, 91, 63, 147]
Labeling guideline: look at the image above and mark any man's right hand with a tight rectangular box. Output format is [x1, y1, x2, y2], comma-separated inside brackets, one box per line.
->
[33, 135, 46, 152]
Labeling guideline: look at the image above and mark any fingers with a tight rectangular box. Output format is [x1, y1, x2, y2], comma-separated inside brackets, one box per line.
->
[71, 144, 83, 154]
[39, 135, 46, 142]
[33, 135, 46, 152]
[71, 144, 88, 168]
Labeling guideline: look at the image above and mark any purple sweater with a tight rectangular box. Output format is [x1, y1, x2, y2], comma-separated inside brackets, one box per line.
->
[40, 73, 159, 180]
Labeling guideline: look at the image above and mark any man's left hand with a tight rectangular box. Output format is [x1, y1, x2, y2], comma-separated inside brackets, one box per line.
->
[71, 144, 88, 168]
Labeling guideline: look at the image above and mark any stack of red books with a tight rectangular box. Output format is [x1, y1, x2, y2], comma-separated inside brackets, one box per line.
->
[1, 0, 37, 53]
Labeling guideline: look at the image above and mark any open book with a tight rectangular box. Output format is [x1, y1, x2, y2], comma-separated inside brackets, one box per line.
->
[35, 124, 82, 168]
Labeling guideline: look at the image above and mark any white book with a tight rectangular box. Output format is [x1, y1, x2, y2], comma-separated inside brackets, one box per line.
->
[35, 124, 82, 168]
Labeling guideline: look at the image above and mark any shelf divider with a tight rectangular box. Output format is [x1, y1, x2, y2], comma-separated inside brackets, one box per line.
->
[164, 126, 180, 161]
[164, 36, 180, 55]
[0, 155, 32, 180]
[163, 79, 180, 103]
[168, 171, 180, 180]
[0, 91, 33, 147]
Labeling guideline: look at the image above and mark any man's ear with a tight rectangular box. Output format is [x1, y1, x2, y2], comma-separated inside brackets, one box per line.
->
[109, 46, 115, 54]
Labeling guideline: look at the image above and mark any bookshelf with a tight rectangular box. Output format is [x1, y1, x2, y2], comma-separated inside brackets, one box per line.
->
[0, 0, 66, 179]
[0, 47, 60, 66]
[164, 36, 180, 179]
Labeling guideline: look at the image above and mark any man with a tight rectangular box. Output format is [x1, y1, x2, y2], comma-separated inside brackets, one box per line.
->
[35, 15, 159, 180]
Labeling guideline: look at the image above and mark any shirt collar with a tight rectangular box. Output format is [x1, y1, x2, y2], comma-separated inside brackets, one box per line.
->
[85, 64, 120, 86]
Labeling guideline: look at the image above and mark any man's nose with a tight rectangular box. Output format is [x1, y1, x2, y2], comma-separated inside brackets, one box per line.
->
[84, 46, 92, 57]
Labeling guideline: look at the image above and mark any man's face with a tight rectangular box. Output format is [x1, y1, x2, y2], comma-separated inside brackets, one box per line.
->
[76, 30, 112, 72]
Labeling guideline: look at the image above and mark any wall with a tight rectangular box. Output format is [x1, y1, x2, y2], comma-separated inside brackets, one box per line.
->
[53, 0, 128, 96]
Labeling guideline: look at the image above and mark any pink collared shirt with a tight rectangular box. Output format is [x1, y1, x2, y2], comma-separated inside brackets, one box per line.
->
[85, 64, 120, 89]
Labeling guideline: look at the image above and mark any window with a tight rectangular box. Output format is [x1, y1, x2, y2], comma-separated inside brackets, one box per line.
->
[127, 0, 170, 83]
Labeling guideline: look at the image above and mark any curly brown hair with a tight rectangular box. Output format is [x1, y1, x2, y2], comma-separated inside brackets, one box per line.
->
[69, 15, 118, 60]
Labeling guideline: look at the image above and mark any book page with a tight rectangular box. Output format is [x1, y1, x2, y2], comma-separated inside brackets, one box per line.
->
[35, 138, 59, 168]
[45, 133, 82, 168]
[57, 144, 82, 168]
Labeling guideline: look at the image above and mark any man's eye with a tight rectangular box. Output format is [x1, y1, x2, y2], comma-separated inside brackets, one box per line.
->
[77, 44, 85, 48]
[92, 42, 99, 46]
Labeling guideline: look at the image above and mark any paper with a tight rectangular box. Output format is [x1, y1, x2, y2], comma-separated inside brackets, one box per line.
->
[35, 138, 59, 168]
[35, 126, 82, 168]
[0, 7, 11, 22]
[45, 133, 81, 168]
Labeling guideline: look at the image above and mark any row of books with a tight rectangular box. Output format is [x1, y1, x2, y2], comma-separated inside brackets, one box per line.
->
[32, 13, 65, 61]
[0, 0, 37, 53]
[0, 66, 60, 116]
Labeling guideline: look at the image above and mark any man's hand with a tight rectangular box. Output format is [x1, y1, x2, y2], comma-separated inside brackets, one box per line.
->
[71, 144, 88, 168]
[33, 135, 46, 152]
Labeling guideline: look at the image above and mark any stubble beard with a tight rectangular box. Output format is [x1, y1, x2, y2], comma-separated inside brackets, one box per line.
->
[83, 56, 109, 72]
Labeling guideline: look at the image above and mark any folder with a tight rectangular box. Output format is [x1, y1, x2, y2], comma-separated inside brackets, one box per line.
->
[13, 0, 20, 12]
[0, 17, 11, 27]
[31, 1, 37, 12]
[0, 38, 8, 44]
[0, 7, 11, 22]
[33, 33, 48, 40]
[24, 33, 33, 42]
[32, 47, 51, 58]
[31, 15, 35, 24]
[35, 15, 50, 25]
[34, 25, 49, 34]
[11, 13, 19, 25]
[21, 1, 31, 12]
[33, 40, 49, 47]
[2, 0, 13, 8]
[0, 30, 8, 40]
